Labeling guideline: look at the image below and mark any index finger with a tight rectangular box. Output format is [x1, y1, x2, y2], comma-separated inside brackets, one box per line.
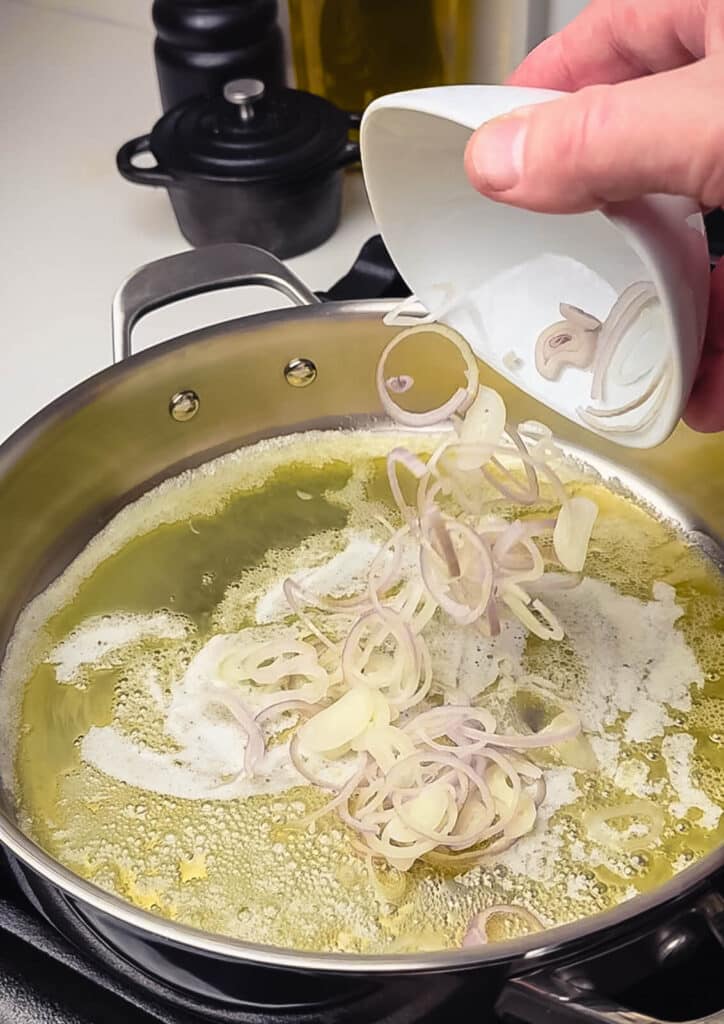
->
[508, 0, 706, 92]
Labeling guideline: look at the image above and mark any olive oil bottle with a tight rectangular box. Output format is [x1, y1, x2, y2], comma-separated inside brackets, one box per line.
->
[287, 0, 474, 110]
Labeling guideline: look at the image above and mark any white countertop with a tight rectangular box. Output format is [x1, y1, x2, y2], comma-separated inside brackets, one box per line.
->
[1, 0, 377, 443]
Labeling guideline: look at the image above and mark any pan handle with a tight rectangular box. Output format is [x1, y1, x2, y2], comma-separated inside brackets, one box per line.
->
[111, 243, 320, 363]
[497, 973, 724, 1024]
[497, 892, 724, 1024]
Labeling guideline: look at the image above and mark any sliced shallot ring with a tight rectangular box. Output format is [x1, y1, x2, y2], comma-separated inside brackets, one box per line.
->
[367, 526, 409, 607]
[590, 282, 658, 402]
[297, 754, 371, 828]
[239, 638, 326, 686]
[462, 904, 544, 947]
[457, 713, 580, 750]
[559, 302, 602, 331]
[488, 441, 568, 507]
[255, 697, 323, 723]
[579, 363, 672, 436]
[503, 424, 540, 501]
[205, 686, 265, 775]
[419, 517, 493, 625]
[385, 578, 437, 634]
[387, 449, 429, 526]
[376, 324, 479, 427]
[456, 385, 507, 451]
[583, 361, 669, 419]
[284, 573, 370, 615]
[342, 608, 419, 695]
[385, 752, 501, 846]
[583, 799, 664, 853]
[289, 732, 342, 792]
[493, 520, 547, 584]
[423, 505, 461, 576]
[382, 293, 438, 327]
[422, 846, 491, 871]
[282, 578, 338, 652]
[404, 704, 497, 741]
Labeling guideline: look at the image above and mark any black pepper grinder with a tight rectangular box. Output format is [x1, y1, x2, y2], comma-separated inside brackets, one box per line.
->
[152, 0, 286, 112]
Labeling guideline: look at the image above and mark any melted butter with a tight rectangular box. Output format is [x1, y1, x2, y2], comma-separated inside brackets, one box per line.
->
[47, 460, 352, 639]
[8, 429, 724, 954]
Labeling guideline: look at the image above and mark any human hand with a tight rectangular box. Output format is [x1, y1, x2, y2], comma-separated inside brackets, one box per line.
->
[464, 0, 724, 432]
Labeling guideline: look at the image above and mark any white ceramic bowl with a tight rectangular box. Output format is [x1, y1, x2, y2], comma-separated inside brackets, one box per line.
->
[360, 85, 710, 448]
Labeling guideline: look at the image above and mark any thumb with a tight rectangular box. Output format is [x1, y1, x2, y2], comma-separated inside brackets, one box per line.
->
[465, 57, 724, 213]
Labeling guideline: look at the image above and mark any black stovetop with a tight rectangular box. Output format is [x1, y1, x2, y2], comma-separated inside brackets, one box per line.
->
[3, 840, 724, 1024]
[0, 853, 179, 1024]
[2, 231, 724, 1024]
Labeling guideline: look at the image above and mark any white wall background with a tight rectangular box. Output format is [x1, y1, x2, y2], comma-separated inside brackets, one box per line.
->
[9, 0, 152, 30]
[9, 0, 589, 51]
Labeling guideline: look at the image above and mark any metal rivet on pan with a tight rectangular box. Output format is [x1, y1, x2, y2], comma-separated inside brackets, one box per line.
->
[284, 357, 317, 388]
[169, 389, 200, 421]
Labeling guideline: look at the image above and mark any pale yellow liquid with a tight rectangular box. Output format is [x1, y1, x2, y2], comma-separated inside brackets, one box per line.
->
[9, 430, 724, 953]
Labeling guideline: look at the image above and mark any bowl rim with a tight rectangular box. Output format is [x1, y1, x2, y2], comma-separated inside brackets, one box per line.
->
[360, 85, 702, 449]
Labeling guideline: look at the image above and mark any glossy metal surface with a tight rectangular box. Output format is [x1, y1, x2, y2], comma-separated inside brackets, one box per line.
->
[0, 246, 722, 1018]
[498, 891, 724, 1023]
[111, 243, 320, 361]
[223, 78, 266, 122]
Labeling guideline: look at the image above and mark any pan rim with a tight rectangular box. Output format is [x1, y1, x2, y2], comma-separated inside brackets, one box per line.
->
[0, 301, 721, 973]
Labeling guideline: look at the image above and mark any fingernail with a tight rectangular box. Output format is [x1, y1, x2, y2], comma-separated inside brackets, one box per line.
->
[470, 113, 528, 192]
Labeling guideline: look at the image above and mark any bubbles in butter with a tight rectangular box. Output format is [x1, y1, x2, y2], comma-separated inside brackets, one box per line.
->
[542, 578, 702, 742]
[49, 612, 190, 684]
[2, 427, 723, 954]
